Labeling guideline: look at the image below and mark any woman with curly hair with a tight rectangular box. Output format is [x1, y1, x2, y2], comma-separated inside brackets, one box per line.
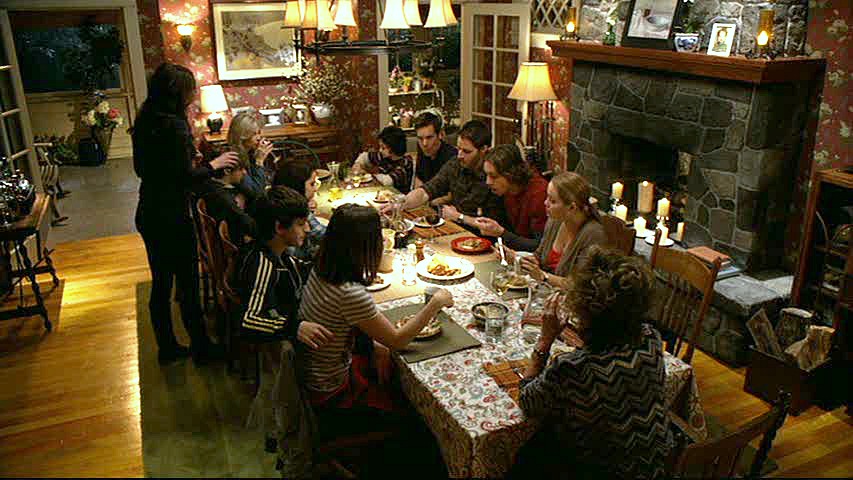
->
[512, 247, 672, 479]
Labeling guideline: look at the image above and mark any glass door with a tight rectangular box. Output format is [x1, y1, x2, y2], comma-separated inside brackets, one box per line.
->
[461, 3, 529, 146]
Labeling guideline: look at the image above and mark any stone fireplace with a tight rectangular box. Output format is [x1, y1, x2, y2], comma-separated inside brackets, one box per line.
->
[566, 61, 814, 271]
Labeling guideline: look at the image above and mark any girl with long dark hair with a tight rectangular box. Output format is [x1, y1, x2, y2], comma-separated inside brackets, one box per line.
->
[132, 63, 238, 364]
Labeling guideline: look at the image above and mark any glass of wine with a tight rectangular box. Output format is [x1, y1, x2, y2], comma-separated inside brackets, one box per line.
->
[424, 206, 442, 243]
[490, 269, 510, 298]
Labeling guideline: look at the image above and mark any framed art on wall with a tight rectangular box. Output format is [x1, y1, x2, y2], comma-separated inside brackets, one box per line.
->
[707, 22, 737, 57]
[211, 1, 301, 81]
[621, 0, 686, 50]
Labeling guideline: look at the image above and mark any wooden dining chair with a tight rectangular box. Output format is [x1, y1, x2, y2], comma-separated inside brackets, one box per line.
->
[649, 229, 721, 364]
[599, 213, 635, 256]
[194, 198, 214, 311]
[670, 392, 790, 479]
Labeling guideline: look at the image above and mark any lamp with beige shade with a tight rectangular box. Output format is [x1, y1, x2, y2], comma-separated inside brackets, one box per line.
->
[200, 85, 229, 135]
[508, 62, 558, 169]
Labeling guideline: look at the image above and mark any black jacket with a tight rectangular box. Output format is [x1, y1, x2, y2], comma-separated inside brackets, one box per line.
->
[235, 242, 308, 340]
[195, 178, 257, 243]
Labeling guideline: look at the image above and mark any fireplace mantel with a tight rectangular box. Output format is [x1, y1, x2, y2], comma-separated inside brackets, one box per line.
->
[548, 41, 825, 84]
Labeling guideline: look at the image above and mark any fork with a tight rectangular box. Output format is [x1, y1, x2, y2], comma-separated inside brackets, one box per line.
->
[497, 237, 508, 268]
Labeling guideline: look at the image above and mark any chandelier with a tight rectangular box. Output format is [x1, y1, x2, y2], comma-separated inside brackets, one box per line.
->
[284, 0, 457, 57]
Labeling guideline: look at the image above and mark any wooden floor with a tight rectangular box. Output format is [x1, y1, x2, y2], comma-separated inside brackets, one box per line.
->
[0, 234, 850, 477]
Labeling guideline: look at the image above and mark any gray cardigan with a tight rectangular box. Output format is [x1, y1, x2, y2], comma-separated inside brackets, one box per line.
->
[534, 217, 607, 277]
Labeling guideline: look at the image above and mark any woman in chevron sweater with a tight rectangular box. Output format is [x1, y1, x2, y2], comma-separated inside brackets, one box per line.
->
[513, 247, 673, 479]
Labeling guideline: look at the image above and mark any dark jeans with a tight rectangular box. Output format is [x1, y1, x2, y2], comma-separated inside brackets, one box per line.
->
[136, 206, 208, 352]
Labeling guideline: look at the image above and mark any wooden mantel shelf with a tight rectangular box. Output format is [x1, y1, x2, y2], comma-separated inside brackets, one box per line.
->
[547, 40, 826, 85]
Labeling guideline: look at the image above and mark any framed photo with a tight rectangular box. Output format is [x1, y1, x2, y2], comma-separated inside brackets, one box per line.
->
[707, 22, 737, 57]
[211, 1, 301, 81]
[621, 0, 685, 50]
[259, 108, 284, 127]
[292, 104, 309, 125]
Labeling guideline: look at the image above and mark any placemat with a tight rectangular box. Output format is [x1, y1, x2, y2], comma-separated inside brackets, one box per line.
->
[405, 207, 466, 237]
[482, 359, 531, 404]
[474, 261, 529, 300]
[382, 303, 481, 363]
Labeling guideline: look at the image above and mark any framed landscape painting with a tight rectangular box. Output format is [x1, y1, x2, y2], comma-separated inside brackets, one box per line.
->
[621, 0, 685, 50]
[211, 2, 301, 81]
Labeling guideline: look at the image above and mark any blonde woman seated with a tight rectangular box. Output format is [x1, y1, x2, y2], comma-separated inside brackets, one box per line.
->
[513, 247, 672, 479]
[226, 111, 277, 200]
[517, 172, 607, 290]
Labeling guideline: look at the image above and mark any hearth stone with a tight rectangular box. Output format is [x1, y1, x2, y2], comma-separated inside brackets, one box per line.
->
[725, 120, 746, 150]
[590, 68, 618, 103]
[580, 123, 593, 141]
[614, 85, 644, 111]
[619, 72, 650, 96]
[739, 149, 763, 190]
[747, 84, 799, 149]
[688, 169, 709, 199]
[645, 79, 677, 116]
[704, 169, 736, 199]
[580, 6, 607, 40]
[709, 209, 735, 243]
[786, 5, 807, 55]
[715, 82, 754, 104]
[702, 129, 726, 153]
[573, 63, 593, 88]
[698, 205, 710, 227]
[733, 102, 749, 119]
[572, 84, 586, 112]
[699, 149, 738, 172]
[720, 1, 743, 18]
[701, 98, 734, 127]
[737, 187, 760, 231]
[679, 78, 716, 96]
[584, 100, 607, 121]
[720, 199, 736, 211]
[734, 229, 756, 251]
[669, 93, 703, 122]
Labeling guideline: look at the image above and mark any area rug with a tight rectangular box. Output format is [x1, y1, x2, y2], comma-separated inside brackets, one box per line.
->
[136, 282, 279, 477]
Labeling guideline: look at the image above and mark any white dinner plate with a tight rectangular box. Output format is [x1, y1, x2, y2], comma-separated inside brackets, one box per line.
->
[412, 216, 446, 228]
[645, 235, 675, 247]
[366, 275, 391, 292]
[416, 256, 475, 281]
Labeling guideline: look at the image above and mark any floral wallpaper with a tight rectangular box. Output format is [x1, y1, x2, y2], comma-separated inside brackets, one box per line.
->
[136, 0, 380, 163]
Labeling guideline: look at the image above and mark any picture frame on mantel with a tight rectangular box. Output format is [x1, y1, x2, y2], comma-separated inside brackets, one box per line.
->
[211, 1, 301, 81]
[621, 0, 687, 50]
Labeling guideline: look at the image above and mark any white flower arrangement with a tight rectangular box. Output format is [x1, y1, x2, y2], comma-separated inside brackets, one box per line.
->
[81, 99, 123, 129]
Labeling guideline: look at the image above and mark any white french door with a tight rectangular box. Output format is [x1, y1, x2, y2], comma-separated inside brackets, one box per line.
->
[461, 3, 530, 146]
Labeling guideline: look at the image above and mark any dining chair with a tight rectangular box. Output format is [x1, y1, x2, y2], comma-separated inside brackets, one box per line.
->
[599, 213, 635, 256]
[649, 229, 721, 364]
[670, 392, 790, 478]
[194, 198, 215, 312]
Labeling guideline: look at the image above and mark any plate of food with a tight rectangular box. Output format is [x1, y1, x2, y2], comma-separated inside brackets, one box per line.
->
[412, 214, 445, 228]
[450, 236, 493, 254]
[366, 275, 390, 292]
[373, 190, 396, 204]
[504, 272, 530, 290]
[315, 168, 331, 180]
[351, 173, 373, 184]
[388, 218, 415, 234]
[417, 255, 474, 281]
[395, 314, 442, 340]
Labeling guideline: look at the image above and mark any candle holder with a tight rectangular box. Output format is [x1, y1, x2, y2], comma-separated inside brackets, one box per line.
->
[560, 6, 579, 41]
[656, 215, 669, 231]
[749, 8, 777, 59]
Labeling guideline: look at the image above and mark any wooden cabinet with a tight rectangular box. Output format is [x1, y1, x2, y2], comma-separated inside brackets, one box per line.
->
[201, 124, 342, 166]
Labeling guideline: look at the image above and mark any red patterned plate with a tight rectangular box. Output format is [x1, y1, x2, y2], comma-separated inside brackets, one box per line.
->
[451, 236, 493, 254]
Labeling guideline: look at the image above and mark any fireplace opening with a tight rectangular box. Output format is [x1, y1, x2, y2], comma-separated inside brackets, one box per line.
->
[609, 134, 686, 220]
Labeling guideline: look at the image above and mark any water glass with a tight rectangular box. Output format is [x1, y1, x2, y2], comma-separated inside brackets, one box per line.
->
[485, 316, 504, 343]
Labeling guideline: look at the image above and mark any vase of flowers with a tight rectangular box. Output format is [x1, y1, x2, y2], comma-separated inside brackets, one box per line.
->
[389, 65, 404, 93]
[287, 62, 354, 126]
[80, 93, 123, 164]
[673, 0, 703, 52]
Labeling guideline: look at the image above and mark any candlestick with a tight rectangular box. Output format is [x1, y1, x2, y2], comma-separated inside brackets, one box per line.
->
[561, 7, 578, 41]
[615, 204, 628, 222]
[611, 182, 623, 200]
[675, 222, 685, 242]
[659, 225, 669, 242]
[638, 181, 654, 213]
[657, 197, 670, 218]
[634, 217, 647, 237]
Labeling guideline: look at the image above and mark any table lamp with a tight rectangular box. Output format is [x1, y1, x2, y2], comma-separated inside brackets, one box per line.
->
[508, 62, 558, 169]
[200, 85, 228, 135]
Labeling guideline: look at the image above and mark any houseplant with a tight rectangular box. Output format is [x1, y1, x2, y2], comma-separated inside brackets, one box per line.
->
[673, 0, 704, 52]
[288, 63, 354, 126]
[80, 92, 123, 164]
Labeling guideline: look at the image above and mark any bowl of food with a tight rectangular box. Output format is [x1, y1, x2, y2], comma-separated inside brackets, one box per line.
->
[471, 301, 509, 328]
[395, 314, 442, 340]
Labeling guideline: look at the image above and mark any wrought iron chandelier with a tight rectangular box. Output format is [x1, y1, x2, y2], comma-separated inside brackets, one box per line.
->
[284, 0, 457, 57]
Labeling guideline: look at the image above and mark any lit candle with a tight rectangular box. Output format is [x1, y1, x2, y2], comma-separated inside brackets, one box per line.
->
[611, 182, 624, 200]
[657, 197, 670, 218]
[757, 30, 769, 46]
[615, 204, 628, 221]
[659, 225, 669, 242]
[675, 222, 685, 242]
[638, 181, 654, 213]
[634, 217, 646, 236]
[566, 20, 575, 33]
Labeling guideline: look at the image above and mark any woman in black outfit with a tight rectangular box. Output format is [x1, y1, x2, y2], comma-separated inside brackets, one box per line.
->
[132, 63, 238, 364]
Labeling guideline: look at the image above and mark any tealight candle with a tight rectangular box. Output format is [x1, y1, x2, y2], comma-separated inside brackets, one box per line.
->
[615, 204, 628, 221]
[675, 222, 685, 242]
[611, 182, 623, 200]
[638, 181, 654, 213]
[657, 197, 670, 218]
[634, 217, 647, 236]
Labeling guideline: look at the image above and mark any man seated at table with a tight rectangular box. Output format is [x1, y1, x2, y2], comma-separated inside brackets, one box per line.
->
[196, 155, 256, 244]
[381, 119, 507, 230]
[413, 111, 456, 188]
[512, 247, 672, 480]
[353, 126, 415, 194]
[473, 144, 548, 251]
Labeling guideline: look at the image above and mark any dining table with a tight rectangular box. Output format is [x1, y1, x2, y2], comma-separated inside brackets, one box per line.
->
[313, 180, 708, 478]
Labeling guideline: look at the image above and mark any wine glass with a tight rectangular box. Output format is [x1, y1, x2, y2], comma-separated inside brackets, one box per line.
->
[424, 205, 442, 243]
[490, 269, 510, 299]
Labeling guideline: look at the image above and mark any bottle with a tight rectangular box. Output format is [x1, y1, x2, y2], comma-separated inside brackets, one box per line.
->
[402, 244, 418, 286]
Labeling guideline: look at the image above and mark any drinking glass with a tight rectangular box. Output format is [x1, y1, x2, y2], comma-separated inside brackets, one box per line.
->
[424, 205, 442, 243]
[490, 269, 510, 298]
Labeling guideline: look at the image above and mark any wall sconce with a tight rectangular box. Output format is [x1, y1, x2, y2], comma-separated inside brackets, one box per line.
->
[176, 24, 196, 52]
[560, 6, 578, 41]
[754, 8, 774, 58]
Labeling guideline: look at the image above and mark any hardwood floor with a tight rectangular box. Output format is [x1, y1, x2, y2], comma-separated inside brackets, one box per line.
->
[0, 233, 850, 477]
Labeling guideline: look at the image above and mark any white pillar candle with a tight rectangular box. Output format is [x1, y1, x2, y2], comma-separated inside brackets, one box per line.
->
[657, 197, 670, 218]
[634, 217, 646, 236]
[615, 204, 628, 221]
[638, 181, 654, 213]
[675, 222, 685, 242]
[659, 225, 669, 242]
[611, 182, 623, 200]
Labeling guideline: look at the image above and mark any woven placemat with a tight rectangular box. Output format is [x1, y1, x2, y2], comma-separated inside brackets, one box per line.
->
[482, 359, 531, 403]
[382, 303, 481, 363]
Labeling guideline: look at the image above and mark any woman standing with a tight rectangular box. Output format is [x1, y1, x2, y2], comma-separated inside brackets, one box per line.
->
[132, 63, 237, 365]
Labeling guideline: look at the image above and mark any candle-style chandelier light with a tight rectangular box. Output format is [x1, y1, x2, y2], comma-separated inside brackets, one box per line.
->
[285, 0, 457, 57]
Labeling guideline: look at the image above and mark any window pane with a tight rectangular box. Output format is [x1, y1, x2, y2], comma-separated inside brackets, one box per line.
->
[495, 119, 517, 145]
[473, 15, 494, 47]
[497, 16, 520, 49]
[0, 71, 17, 112]
[473, 49, 493, 82]
[4, 114, 26, 157]
[495, 85, 517, 119]
[496, 51, 518, 85]
[473, 83, 493, 115]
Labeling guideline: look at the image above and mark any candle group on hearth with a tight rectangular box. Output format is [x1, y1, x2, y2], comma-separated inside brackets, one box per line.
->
[657, 197, 670, 218]
[611, 181, 623, 200]
[615, 204, 628, 221]
[675, 222, 685, 242]
[659, 224, 669, 241]
[637, 181, 654, 213]
[634, 216, 647, 236]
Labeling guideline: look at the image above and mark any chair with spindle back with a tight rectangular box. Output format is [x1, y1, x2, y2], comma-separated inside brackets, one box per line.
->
[649, 229, 721, 364]
[193, 198, 214, 312]
[670, 392, 790, 478]
[599, 213, 635, 256]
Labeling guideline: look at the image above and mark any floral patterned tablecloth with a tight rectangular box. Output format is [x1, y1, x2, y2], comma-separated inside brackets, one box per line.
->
[378, 278, 707, 478]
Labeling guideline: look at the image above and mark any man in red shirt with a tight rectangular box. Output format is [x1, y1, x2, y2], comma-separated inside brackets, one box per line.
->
[475, 144, 548, 251]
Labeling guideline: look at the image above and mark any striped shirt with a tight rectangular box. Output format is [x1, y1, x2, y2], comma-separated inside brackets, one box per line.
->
[298, 270, 378, 392]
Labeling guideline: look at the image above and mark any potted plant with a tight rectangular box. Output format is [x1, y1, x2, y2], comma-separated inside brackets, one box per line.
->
[389, 66, 404, 93]
[79, 92, 123, 165]
[674, 0, 703, 52]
